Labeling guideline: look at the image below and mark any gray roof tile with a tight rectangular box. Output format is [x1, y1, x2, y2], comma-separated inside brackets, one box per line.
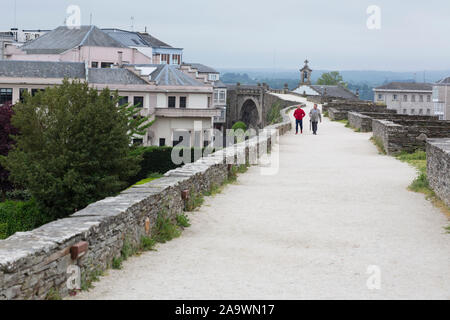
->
[88, 68, 148, 85]
[0, 60, 85, 78]
[375, 82, 432, 91]
[21, 26, 125, 54]
[132, 64, 207, 87]
[310, 85, 358, 100]
[183, 62, 218, 74]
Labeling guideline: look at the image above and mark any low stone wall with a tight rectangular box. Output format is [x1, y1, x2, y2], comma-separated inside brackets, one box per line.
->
[328, 107, 348, 121]
[322, 101, 391, 115]
[348, 112, 439, 133]
[0, 108, 293, 300]
[427, 139, 450, 207]
[372, 119, 450, 155]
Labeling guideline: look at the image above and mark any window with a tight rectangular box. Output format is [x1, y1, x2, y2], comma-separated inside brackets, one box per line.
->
[214, 91, 219, 103]
[0, 88, 12, 105]
[411, 95, 416, 102]
[168, 96, 176, 108]
[208, 74, 219, 81]
[19, 88, 28, 102]
[219, 90, 226, 102]
[31, 88, 43, 96]
[392, 94, 398, 101]
[133, 96, 144, 108]
[403, 95, 408, 102]
[378, 94, 383, 100]
[132, 138, 143, 146]
[419, 95, 423, 102]
[427, 95, 431, 102]
[161, 54, 170, 64]
[172, 54, 181, 65]
[118, 96, 129, 106]
[179, 96, 187, 108]
[101, 62, 113, 68]
[91, 61, 98, 68]
[159, 138, 166, 147]
[419, 109, 423, 115]
[426, 109, 431, 115]
[403, 109, 407, 114]
[152, 54, 161, 64]
[411, 109, 415, 114]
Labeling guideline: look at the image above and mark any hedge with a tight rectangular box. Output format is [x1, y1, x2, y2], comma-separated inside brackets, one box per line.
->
[129, 146, 217, 185]
[0, 199, 50, 239]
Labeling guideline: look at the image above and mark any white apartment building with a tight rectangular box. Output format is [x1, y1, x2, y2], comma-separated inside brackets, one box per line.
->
[432, 77, 450, 120]
[373, 82, 433, 116]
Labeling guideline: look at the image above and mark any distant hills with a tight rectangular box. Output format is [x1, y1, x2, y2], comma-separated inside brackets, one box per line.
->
[217, 68, 450, 101]
[217, 68, 450, 86]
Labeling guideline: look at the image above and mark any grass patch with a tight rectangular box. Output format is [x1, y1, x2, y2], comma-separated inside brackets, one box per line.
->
[45, 288, 62, 300]
[112, 257, 123, 270]
[81, 268, 104, 291]
[185, 191, 204, 212]
[152, 211, 181, 243]
[140, 236, 157, 251]
[445, 225, 450, 234]
[396, 150, 450, 219]
[370, 136, 386, 155]
[132, 173, 163, 186]
[176, 213, 191, 228]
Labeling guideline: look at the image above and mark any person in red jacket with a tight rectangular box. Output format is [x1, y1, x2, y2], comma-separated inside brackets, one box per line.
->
[293, 105, 306, 134]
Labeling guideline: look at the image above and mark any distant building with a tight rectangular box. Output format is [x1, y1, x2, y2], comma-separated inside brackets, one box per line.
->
[103, 29, 183, 65]
[4, 26, 152, 66]
[1, 28, 49, 60]
[432, 77, 450, 120]
[0, 60, 219, 147]
[181, 63, 227, 131]
[373, 82, 433, 116]
[293, 60, 359, 101]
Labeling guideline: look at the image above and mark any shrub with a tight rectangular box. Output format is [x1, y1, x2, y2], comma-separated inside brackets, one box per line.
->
[266, 102, 283, 124]
[2, 80, 144, 219]
[0, 199, 49, 239]
[231, 121, 247, 132]
[0, 102, 19, 201]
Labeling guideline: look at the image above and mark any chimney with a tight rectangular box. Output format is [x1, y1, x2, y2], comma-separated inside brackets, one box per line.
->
[118, 51, 123, 67]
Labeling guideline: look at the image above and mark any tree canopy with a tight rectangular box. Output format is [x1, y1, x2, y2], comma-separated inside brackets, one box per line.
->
[316, 71, 348, 87]
[1, 80, 147, 218]
[0, 102, 19, 201]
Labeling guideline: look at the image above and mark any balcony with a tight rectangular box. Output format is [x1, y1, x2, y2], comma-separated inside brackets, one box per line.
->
[155, 107, 221, 118]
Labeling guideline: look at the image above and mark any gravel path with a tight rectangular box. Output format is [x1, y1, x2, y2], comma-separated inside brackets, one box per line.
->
[73, 96, 450, 300]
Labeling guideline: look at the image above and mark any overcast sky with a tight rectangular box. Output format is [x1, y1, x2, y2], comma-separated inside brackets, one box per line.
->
[2, 0, 449, 71]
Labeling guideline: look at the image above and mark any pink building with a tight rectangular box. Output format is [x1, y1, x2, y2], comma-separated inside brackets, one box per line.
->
[4, 26, 151, 67]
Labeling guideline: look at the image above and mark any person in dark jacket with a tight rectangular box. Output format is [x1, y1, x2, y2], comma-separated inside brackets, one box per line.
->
[293, 105, 306, 134]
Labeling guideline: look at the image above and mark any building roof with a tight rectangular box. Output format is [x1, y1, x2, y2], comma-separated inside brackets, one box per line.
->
[102, 29, 149, 47]
[21, 26, 126, 54]
[147, 64, 207, 86]
[309, 85, 358, 100]
[183, 62, 219, 74]
[88, 68, 148, 85]
[374, 82, 432, 91]
[137, 32, 173, 48]
[293, 85, 320, 96]
[0, 60, 86, 78]
[436, 77, 450, 84]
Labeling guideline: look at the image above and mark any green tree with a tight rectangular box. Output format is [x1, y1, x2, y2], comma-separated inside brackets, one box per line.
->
[1, 79, 146, 219]
[316, 71, 348, 87]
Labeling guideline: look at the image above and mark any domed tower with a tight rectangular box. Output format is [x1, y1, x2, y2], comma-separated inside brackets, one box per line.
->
[300, 59, 312, 85]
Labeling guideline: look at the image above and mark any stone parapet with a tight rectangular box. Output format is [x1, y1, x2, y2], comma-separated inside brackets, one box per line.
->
[0, 107, 293, 300]
[426, 139, 450, 207]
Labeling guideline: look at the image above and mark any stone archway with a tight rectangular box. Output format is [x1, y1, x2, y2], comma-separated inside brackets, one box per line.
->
[240, 99, 260, 129]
